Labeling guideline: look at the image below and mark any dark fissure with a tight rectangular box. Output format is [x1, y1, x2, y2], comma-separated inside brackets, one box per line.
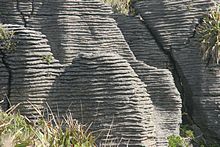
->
[0, 50, 11, 110]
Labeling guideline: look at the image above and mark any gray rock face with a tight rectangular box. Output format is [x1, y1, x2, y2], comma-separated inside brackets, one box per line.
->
[130, 61, 181, 146]
[0, 0, 134, 64]
[49, 52, 156, 146]
[134, 0, 220, 143]
[115, 15, 181, 146]
[0, 24, 63, 118]
[114, 15, 170, 69]
[0, 0, 182, 146]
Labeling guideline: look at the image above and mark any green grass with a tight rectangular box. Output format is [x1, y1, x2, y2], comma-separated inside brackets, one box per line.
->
[0, 25, 16, 53]
[0, 106, 96, 147]
[102, 0, 131, 14]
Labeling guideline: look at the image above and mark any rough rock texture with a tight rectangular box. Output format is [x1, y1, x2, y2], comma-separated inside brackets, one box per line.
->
[115, 15, 181, 146]
[0, 0, 134, 64]
[114, 15, 170, 69]
[49, 52, 156, 146]
[134, 0, 220, 143]
[0, 0, 182, 146]
[130, 61, 181, 146]
[1, 24, 63, 118]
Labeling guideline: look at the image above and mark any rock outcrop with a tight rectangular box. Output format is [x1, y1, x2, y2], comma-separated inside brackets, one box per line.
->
[49, 52, 156, 146]
[134, 0, 220, 144]
[0, 0, 183, 146]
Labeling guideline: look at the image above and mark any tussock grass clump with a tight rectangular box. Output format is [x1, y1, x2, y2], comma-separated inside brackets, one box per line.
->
[0, 25, 16, 53]
[196, 3, 220, 65]
[102, 0, 131, 14]
[0, 106, 96, 147]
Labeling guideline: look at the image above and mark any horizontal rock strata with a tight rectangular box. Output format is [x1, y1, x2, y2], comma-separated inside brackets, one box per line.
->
[0, 24, 63, 118]
[0, 0, 183, 146]
[134, 0, 220, 143]
[114, 15, 170, 69]
[49, 52, 156, 146]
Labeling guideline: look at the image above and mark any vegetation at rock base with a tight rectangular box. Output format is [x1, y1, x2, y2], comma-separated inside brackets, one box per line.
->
[0, 105, 96, 147]
[168, 135, 186, 147]
[0, 25, 16, 54]
[196, 2, 220, 65]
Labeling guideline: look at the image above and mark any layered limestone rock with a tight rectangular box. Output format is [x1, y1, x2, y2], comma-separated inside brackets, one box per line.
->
[49, 52, 156, 146]
[134, 0, 220, 143]
[130, 61, 181, 146]
[0, 24, 63, 118]
[0, 0, 134, 64]
[0, 0, 182, 146]
[114, 15, 170, 69]
[115, 15, 181, 146]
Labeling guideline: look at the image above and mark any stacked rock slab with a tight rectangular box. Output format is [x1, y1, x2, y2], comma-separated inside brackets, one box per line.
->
[114, 15, 170, 69]
[114, 15, 182, 146]
[134, 0, 220, 143]
[130, 61, 182, 146]
[1, 24, 63, 119]
[49, 52, 156, 146]
[0, 0, 182, 146]
[0, 0, 135, 64]
[0, 24, 157, 146]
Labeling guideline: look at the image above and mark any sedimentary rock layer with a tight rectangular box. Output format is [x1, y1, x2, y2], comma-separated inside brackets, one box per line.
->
[0, 0, 135, 64]
[115, 15, 170, 69]
[130, 61, 182, 146]
[115, 15, 182, 146]
[1, 24, 63, 118]
[134, 0, 220, 143]
[49, 52, 156, 146]
[0, 0, 183, 146]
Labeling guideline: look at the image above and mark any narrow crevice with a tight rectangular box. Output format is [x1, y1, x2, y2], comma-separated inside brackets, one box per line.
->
[132, 12, 206, 142]
[135, 14, 195, 125]
[0, 51, 12, 110]
[31, 0, 35, 15]
[16, 0, 28, 27]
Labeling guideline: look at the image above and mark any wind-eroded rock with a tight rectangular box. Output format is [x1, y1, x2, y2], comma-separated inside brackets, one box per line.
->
[134, 0, 220, 143]
[49, 52, 156, 146]
[0, 0, 182, 146]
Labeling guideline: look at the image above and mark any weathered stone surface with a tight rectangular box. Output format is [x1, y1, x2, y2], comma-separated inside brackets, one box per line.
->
[130, 61, 181, 146]
[0, 0, 135, 64]
[134, 0, 220, 143]
[0, 0, 182, 146]
[49, 52, 156, 146]
[114, 15, 170, 69]
[1, 24, 63, 118]
[115, 15, 181, 146]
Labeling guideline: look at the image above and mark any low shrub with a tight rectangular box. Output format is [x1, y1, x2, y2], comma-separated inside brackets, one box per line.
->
[0, 25, 16, 54]
[196, 2, 220, 65]
[102, 0, 131, 14]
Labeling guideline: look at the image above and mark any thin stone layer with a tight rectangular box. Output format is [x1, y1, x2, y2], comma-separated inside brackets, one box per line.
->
[134, 0, 220, 143]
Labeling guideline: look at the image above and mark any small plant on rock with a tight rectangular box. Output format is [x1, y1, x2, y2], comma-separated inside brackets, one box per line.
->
[42, 54, 53, 64]
[196, 3, 220, 65]
[0, 25, 16, 54]
[168, 135, 186, 147]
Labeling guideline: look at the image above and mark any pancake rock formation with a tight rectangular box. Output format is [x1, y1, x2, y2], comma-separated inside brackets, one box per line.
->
[0, 0, 196, 146]
[134, 0, 220, 144]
